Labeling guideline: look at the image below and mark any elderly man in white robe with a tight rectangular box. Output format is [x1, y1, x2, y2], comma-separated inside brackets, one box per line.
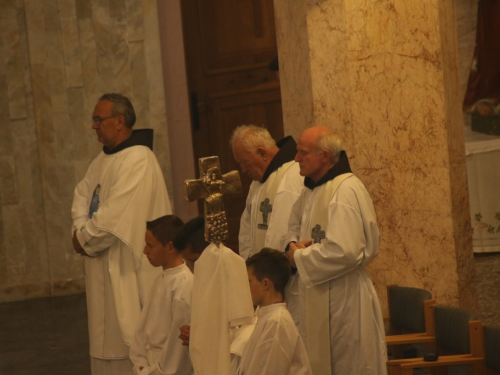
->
[72, 93, 171, 375]
[231, 125, 304, 326]
[230, 125, 303, 259]
[283, 126, 387, 375]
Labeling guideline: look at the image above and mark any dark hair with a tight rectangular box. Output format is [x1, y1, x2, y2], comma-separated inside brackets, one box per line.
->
[99, 93, 136, 128]
[146, 215, 184, 248]
[173, 216, 208, 254]
[246, 248, 291, 296]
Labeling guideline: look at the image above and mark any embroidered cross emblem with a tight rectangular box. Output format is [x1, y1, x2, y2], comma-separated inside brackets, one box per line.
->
[258, 198, 273, 230]
[311, 224, 326, 244]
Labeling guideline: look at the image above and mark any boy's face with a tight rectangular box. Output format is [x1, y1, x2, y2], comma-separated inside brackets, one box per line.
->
[181, 245, 200, 273]
[247, 267, 265, 307]
[143, 230, 168, 268]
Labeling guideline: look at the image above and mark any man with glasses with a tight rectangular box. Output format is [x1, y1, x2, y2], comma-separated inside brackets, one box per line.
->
[71, 93, 171, 375]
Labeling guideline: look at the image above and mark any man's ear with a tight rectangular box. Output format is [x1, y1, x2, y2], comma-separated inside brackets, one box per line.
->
[165, 241, 176, 253]
[116, 114, 127, 129]
[256, 147, 268, 160]
[322, 149, 332, 163]
[262, 277, 272, 290]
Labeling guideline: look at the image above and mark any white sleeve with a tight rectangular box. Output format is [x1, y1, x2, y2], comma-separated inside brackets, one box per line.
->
[72, 177, 91, 231]
[74, 152, 150, 256]
[281, 192, 304, 251]
[151, 296, 192, 375]
[243, 319, 293, 375]
[294, 186, 373, 287]
[265, 166, 303, 250]
[129, 296, 153, 374]
[238, 195, 252, 260]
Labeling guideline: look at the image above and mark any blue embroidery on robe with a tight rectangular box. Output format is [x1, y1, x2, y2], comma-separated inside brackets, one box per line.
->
[88, 184, 101, 218]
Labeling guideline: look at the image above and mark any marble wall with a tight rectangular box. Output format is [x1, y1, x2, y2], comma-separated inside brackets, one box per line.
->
[273, 0, 478, 311]
[0, 0, 173, 302]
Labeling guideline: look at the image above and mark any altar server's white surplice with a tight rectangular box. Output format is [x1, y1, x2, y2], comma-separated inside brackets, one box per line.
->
[72, 133, 171, 361]
[129, 263, 193, 375]
[237, 303, 312, 375]
[189, 243, 254, 375]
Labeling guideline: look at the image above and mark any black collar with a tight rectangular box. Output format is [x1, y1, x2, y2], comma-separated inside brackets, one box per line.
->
[103, 129, 154, 155]
[304, 151, 352, 190]
[261, 136, 298, 183]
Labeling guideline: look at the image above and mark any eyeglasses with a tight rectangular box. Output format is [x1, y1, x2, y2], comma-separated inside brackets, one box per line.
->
[92, 115, 117, 125]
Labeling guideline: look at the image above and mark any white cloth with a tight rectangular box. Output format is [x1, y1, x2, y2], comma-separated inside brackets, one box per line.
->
[129, 263, 194, 375]
[72, 145, 171, 358]
[229, 317, 257, 375]
[283, 174, 387, 375]
[238, 160, 303, 328]
[189, 243, 255, 375]
[239, 161, 303, 259]
[237, 303, 312, 375]
[464, 125, 500, 253]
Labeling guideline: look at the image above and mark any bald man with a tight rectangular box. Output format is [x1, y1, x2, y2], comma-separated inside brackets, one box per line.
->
[283, 126, 387, 375]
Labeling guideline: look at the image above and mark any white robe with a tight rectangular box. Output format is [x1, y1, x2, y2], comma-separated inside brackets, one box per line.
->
[229, 317, 257, 375]
[283, 175, 388, 375]
[238, 161, 303, 259]
[189, 243, 255, 375]
[237, 303, 312, 375]
[129, 263, 194, 375]
[72, 145, 171, 360]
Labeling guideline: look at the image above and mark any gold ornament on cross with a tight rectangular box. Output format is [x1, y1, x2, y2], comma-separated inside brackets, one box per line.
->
[184, 156, 242, 244]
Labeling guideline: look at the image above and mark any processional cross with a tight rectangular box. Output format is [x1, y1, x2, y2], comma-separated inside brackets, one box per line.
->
[184, 156, 242, 244]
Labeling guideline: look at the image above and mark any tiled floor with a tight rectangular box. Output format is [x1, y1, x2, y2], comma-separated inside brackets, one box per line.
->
[0, 253, 498, 375]
[0, 293, 90, 375]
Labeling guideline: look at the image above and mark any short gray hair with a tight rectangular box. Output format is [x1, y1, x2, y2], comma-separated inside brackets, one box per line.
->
[229, 125, 276, 151]
[316, 132, 343, 163]
[99, 93, 136, 128]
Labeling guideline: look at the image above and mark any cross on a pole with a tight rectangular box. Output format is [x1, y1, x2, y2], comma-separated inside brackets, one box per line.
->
[184, 156, 242, 244]
[257, 198, 272, 230]
[311, 224, 326, 244]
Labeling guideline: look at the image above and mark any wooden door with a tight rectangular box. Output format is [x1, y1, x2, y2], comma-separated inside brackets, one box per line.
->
[180, 0, 284, 250]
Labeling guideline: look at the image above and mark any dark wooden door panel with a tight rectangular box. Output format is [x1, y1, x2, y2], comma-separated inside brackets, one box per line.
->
[181, 0, 283, 251]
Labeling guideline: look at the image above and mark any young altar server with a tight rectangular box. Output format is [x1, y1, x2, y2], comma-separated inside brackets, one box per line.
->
[129, 215, 194, 375]
[238, 248, 312, 375]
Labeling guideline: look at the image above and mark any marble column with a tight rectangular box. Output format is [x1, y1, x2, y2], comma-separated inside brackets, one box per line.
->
[0, 0, 174, 302]
[273, 0, 476, 310]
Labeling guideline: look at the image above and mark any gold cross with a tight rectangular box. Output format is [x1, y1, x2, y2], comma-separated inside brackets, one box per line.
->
[184, 156, 242, 244]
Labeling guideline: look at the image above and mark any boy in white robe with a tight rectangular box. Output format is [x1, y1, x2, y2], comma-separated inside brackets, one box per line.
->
[238, 248, 312, 375]
[129, 215, 194, 375]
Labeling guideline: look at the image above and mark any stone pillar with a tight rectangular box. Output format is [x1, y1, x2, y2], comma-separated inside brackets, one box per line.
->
[273, 0, 476, 310]
[0, 0, 173, 302]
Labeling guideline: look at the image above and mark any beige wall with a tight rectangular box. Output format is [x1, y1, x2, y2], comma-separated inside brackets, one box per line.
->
[0, 0, 174, 302]
[273, 0, 478, 311]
